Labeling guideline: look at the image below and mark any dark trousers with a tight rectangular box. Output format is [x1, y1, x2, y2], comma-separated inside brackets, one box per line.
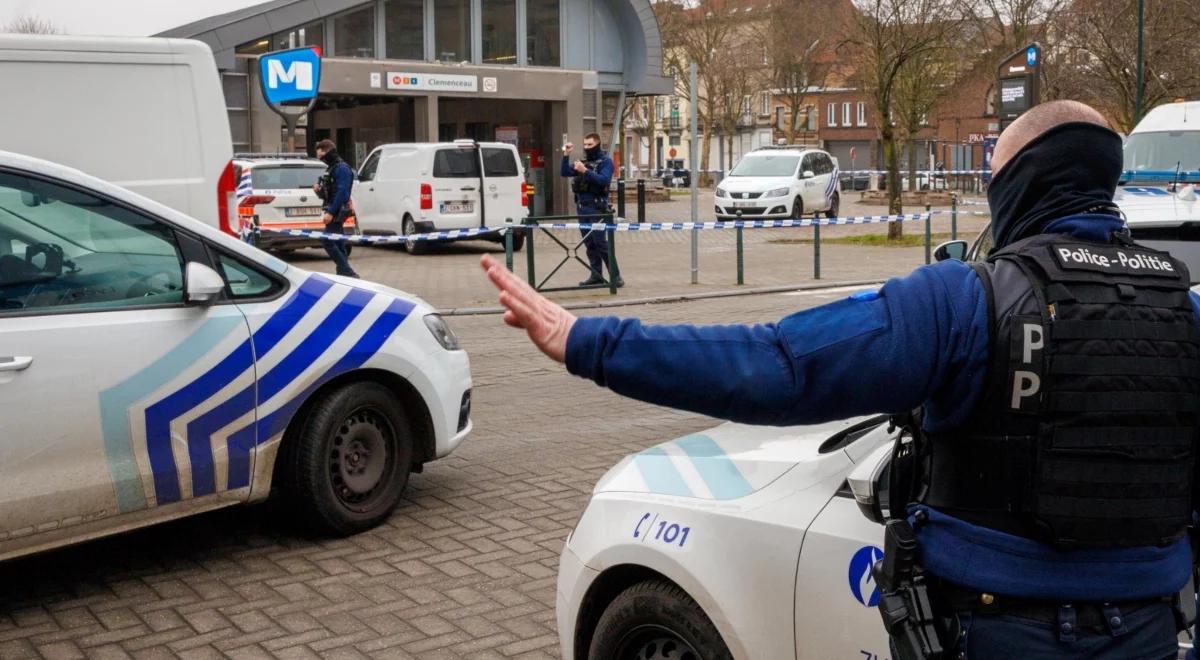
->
[321, 210, 357, 277]
[577, 205, 611, 278]
[945, 602, 1179, 659]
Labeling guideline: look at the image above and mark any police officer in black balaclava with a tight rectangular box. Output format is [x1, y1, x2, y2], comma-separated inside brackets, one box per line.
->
[561, 133, 622, 287]
[482, 100, 1200, 658]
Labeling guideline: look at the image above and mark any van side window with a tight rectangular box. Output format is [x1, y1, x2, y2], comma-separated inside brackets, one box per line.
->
[358, 152, 382, 182]
[482, 148, 519, 177]
[433, 149, 481, 178]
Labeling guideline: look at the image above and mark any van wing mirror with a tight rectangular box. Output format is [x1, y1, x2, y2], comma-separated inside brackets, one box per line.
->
[185, 262, 226, 305]
[933, 240, 968, 262]
[847, 441, 894, 525]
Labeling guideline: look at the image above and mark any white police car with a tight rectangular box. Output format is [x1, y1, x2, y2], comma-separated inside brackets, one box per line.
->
[714, 147, 840, 220]
[0, 150, 471, 560]
[557, 415, 899, 659]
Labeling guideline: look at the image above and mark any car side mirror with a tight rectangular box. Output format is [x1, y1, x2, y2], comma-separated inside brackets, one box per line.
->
[847, 442, 893, 525]
[800, 170, 815, 179]
[934, 240, 968, 262]
[185, 262, 226, 305]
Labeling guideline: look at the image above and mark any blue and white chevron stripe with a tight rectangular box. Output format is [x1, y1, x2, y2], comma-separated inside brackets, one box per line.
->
[99, 274, 413, 511]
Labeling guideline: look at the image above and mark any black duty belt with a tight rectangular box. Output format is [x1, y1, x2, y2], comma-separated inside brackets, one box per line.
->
[941, 582, 1168, 628]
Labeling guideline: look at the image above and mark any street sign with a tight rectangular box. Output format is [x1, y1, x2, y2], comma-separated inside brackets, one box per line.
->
[669, 147, 678, 158]
[259, 47, 321, 106]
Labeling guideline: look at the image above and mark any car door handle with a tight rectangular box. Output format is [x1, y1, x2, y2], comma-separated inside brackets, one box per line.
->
[0, 356, 33, 372]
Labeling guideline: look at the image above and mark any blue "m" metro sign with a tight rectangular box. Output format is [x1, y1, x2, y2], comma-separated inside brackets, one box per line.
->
[259, 47, 322, 106]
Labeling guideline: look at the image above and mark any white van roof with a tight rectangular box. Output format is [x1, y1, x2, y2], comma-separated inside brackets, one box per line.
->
[0, 33, 211, 57]
[1129, 101, 1200, 135]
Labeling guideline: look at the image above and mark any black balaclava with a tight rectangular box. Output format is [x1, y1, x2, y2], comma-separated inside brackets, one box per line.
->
[988, 122, 1123, 250]
[320, 148, 341, 167]
[584, 144, 603, 161]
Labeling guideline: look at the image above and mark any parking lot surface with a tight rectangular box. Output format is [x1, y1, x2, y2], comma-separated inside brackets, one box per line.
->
[0, 286, 864, 659]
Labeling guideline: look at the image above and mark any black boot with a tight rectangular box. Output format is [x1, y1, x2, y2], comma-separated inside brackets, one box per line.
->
[579, 274, 605, 286]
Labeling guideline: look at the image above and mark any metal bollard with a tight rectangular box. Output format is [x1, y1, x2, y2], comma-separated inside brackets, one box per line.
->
[617, 180, 626, 220]
[924, 203, 933, 265]
[951, 194, 958, 240]
[607, 213, 619, 295]
[813, 213, 821, 280]
[637, 179, 646, 223]
[735, 211, 744, 285]
[504, 219, 514, 271]
[525, 218, 536, 285]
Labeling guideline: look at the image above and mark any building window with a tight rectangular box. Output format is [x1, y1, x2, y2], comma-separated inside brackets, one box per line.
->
[526, 0, 560, 66]
[435, 0, 473, 62]
[759, 91, 771, 116]
[236, 20, 324, 56]
[842, 102, 851, 127]
[385, 0, 424, 60]
[333, 5, 375, 58]
[482, 0, 517, 64]
[655, 98, 665, 120]
[761, 46, 769, 66]
[669, 135, 682, 146]
[857, 102, 867, 126]
[806, 106, 817, 131]
[827, 103, 837, 127]
[985, 85, 997, 115]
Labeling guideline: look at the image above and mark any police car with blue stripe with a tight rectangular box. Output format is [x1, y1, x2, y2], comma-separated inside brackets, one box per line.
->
[0, 150, 472, 558]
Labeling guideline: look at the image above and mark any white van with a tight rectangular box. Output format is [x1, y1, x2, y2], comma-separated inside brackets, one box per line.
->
[1122, 101, 1200, 185]
[352, 141, 528, 254]
[0, 35, 235, 232]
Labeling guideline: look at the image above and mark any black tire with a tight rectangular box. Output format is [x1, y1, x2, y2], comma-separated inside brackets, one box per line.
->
[509, 231, 525, 252]
[825, 191, 840, 219]
[402, 216, 428, 255]
[278, 381, 413, 536]
[791, 197, 804, 219]
[588, 580, 732, 660]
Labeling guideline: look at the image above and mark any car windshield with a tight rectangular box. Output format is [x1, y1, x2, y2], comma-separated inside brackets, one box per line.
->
[1123, 131, 1200, 177]
[729, 155, 800, 177]
[250, 165, 326, 190]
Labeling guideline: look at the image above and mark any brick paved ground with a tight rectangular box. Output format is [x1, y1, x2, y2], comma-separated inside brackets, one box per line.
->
[0, 287, 864, 659]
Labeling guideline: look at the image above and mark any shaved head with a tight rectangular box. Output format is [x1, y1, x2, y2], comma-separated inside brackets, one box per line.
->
[992, 100, 1112, 174]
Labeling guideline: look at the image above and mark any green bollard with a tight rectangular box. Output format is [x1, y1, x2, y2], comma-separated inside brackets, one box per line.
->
[504, 219, 514, 272]
[736, 225, 744, 285]
[813, 214, 821, 280]
[525, 219, 536, 285]
[607, 214, 618, 295]
[924, 203, 932, 265]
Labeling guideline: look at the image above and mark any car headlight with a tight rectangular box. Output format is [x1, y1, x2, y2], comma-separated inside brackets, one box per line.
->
[766, 187, 791, 198]
[717, 186, 730, 198]
[423, 313, 461, 350]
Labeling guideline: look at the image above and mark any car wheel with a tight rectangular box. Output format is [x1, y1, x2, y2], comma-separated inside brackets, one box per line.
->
[402, 216, 428, 255]
[508, 231, 525, 252]
[587, 580, 732, 660]
[791, 197, 804, 219]
[826, 191, 840, 219]
[278, 381, 413, 536]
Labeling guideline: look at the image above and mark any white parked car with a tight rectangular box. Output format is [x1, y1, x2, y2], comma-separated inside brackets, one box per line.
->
[352, 140, 529, 255]
[715, 147, 840, 220]
[0, 150, 472, 561]
[233, 153, 359, 253]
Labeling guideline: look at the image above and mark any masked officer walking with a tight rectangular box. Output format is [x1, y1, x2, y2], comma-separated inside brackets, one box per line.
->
[562, 133, 623, 287]
[313, 138, 359, 279]
[482, 100, 1199, 658]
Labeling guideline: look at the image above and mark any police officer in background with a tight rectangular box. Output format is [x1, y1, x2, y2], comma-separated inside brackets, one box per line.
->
[313, 138, 359, 279]
[562, 133, 623, 287]
[482, 100, 1199, 658]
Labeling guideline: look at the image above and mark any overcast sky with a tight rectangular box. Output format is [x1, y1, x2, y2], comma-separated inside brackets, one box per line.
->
[0, 0, 268, 36]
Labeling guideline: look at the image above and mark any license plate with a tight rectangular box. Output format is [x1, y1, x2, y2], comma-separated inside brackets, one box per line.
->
[284, 206, 323, 217]
[733, 201, 758, 208]
[440, 201, 473, 214]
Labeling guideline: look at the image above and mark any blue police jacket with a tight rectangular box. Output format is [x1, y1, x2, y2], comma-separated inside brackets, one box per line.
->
[324, 161, 354, 215]
[565, 212, 1198, 602]
[561, 151, 613, 208]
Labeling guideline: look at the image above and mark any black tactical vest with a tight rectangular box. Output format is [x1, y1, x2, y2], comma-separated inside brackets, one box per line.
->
[923, 232, 1200, 549]
[571, 158, 609, 201]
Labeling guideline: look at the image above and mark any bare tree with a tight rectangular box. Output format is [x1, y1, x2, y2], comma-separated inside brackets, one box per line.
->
[958, 0, 1065, 54]
[1054, 0, 1200, 132]
[656, 0, 742, 185]
[850, 0, 958, 239]
[762, 1, 835, 144]
[892, 41, 959, 191]
[4, 14, 62, 34]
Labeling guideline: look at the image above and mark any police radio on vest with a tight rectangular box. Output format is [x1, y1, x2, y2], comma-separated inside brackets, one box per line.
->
[1057, 246, 1174, 272]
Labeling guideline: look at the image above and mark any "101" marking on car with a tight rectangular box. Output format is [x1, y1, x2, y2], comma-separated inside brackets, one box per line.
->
[632, 512, 691, 548]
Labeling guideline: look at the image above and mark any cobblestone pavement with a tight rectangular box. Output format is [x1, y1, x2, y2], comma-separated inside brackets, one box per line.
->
[0, 288, 861, 659]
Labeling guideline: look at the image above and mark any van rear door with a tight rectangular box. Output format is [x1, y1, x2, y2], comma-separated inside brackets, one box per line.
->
[481, 145, 527, 227]
[431, 146, 483, 230]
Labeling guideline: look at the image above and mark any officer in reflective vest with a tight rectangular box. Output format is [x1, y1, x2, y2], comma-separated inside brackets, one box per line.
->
[481, 100, 1200, 658]
[562, 133, 623, 287]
